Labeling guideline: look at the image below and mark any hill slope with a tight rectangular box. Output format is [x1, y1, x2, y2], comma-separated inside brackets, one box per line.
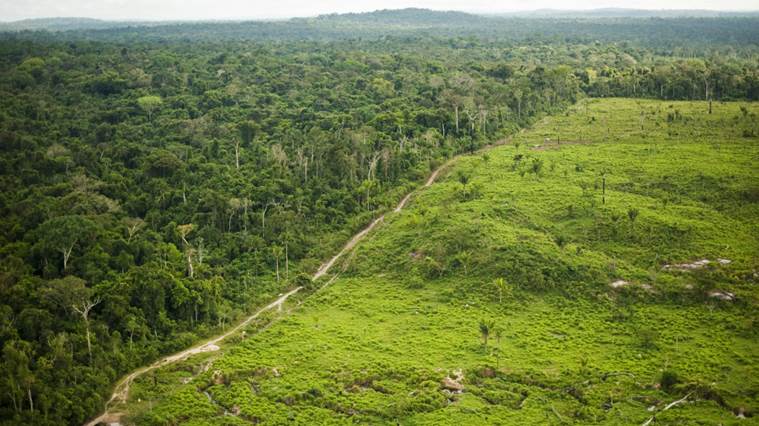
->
[109, 99, 759, 424]
[3, 9, 759, 46]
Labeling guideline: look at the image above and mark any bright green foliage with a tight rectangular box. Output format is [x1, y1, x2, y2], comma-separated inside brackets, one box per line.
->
[137, 95, 163, 120]
[0, 24, 587, 424]
[1, 11, 758, 425]
[125, 99, 758, 425]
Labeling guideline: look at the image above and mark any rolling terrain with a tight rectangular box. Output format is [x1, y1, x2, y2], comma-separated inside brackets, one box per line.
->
[119, 98, 759, 425]
[1, 9, 758, 425]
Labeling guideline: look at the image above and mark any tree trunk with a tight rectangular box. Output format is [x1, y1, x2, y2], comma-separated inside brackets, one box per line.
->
[285, 242, 289, 280]
[27, 387, 33, 414]
[9, 387, 19, 413]
[85, 320, 92, 363]
[61, 244, 74, 271]
[454, 105, 459, 133]
[234, 141, 240, 170]
[261, 206, 268, 238]
[243, 203, 248, 232]
[517, 98, 522, 119]
[186, 251, 194, 279]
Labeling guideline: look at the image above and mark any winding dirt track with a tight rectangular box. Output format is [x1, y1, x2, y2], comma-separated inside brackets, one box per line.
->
[313, 158, 450, 281]
[84, 288, 301, 426]
[85, 136, 511, 426]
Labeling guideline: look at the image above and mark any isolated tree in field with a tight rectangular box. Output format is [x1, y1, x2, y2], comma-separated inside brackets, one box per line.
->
[36, 215, 96, 272]
[455, 250, 472, 275]
[494, 326, 504, 368]
[494, 277, 508, 303]
[627, 208, 639, 228]
[137, 95, 162, 121]
[479, 319, 494, 351]
[531, 158, 544, 177]
[458, 172, 470, 188]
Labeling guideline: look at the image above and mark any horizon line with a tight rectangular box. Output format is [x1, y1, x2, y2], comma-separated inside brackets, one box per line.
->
[2, 7, 759, 24]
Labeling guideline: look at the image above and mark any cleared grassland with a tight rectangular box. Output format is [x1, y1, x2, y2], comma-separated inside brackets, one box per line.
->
[124, 99, 759, 425]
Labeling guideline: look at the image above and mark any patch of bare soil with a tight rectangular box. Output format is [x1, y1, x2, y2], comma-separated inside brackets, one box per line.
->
[531, 139, 593, 151]
[663, 258, 731, 271]
[442, 369, 465, 393]
[708, 290, 735, 301]
[609, 280, 654, 292]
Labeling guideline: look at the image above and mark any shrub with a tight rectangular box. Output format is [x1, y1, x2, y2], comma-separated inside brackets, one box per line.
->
[659, 370, 680, 393]
[637, 327, 659, 349]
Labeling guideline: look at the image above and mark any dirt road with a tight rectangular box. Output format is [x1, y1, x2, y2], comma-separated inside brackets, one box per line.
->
[85, 135, 512, 426]
[84, 287, 301, 426]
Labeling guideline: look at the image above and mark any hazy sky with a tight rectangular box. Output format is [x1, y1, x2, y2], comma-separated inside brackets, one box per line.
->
[1, 0, 757, 21]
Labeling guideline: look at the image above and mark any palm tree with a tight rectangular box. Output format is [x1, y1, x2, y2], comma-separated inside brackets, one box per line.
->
[627, 208, 639, 224]
[494, 327, 503, 368]
[456, 250, 472, 276]
[627, 208, 640, 232]
[494, 278, 507, 303]
[479, 319, 494, 351]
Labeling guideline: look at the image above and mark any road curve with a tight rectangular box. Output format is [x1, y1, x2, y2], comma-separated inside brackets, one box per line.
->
[84, 287, 301, 426]
[85, 135, 511, 426]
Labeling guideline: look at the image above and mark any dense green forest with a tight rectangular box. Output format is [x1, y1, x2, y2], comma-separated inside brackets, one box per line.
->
[0, 9, 757, 425]
[126, 99, 758, 425]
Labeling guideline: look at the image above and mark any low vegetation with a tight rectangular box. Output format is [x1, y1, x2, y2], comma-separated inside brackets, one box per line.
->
[1, 9, 757, 424]
[122, 99, 759, 425]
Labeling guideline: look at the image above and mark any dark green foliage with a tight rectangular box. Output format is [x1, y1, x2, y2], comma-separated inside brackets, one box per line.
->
[0, 26, 583, 426]
[660, 370, 680, 393]
[0, 11, 757, 425]
[637, 327, 660, 349]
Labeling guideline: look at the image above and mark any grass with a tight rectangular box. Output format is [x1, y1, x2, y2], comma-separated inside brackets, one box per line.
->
[122, 98, 759, 425]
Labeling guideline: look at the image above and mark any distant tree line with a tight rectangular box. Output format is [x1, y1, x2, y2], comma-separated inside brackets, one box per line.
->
[0, 14, 757, 424]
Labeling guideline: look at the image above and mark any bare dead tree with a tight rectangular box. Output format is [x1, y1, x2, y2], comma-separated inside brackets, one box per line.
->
[72, 296, 102, 363]
[125, 217, 145, 243]
[177, 224, 195, 278]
